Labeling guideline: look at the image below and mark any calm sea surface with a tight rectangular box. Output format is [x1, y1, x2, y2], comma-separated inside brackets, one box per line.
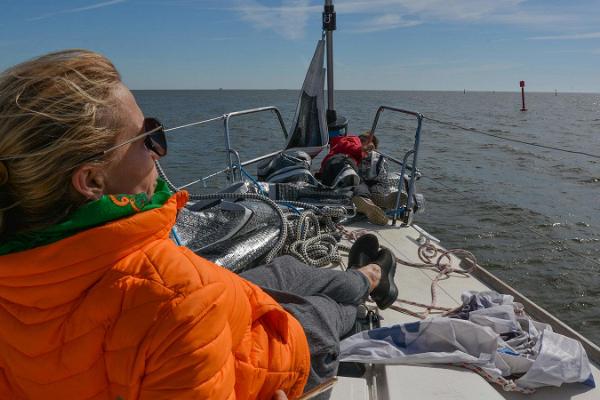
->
[135, 90, 600, 345]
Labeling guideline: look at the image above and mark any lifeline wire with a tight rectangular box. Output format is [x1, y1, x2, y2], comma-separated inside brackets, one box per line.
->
[0, 115, 226, 161]
[407, 114, 600, 267]
[423, 115, 600, 159]
[163, 115, 225, 132]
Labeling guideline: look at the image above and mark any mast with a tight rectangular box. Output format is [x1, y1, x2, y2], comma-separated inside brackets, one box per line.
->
[323, 0, 336, 125]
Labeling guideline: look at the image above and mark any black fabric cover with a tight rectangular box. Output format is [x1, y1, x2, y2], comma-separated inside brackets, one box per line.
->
[256, 150, 320, 185]
[320, 153, 359, 188]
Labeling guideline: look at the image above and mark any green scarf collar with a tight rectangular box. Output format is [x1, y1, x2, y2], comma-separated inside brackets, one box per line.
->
[0, 179, 173, 256]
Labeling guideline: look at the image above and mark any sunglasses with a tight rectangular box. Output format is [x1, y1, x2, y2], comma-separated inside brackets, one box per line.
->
[83, 117, 167, 162]
[139, 117, 167, 157]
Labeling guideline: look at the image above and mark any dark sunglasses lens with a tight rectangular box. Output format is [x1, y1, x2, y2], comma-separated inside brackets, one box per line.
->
[144, 118, 167, 156]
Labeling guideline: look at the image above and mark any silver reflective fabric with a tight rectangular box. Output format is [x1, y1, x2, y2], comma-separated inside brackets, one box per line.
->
[173, 200, 281, 272]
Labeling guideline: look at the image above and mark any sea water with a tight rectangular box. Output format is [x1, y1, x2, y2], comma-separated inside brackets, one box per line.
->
[135, 89, 600, 345]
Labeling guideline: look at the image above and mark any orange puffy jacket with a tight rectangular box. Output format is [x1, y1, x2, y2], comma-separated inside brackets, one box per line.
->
[0, 191, 310, 399]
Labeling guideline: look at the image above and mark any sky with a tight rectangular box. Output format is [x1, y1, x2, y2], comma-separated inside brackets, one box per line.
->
[1, 0, 600, 92]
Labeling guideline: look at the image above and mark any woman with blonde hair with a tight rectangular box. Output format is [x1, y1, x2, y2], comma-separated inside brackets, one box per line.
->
[0, 50, 397, 399]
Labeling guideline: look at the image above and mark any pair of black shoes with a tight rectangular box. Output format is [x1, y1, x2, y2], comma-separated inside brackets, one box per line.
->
[348, 234, 398, 310]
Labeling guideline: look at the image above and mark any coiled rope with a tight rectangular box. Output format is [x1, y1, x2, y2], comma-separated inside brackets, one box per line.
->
[339, 228, 536, 394]
[158, 156, 538, 392]
[276, 200, 349, 267]
[157, 161, 351, 266]
[390, 240, 478, 319]
[340, 228, 479, 319]
[285, 209, 350, 267]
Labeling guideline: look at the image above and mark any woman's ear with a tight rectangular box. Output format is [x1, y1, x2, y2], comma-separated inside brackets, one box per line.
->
[71, 164, 106, 200]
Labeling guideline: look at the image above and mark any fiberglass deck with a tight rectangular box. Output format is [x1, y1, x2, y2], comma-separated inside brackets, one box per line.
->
[328, 222, 600, 400]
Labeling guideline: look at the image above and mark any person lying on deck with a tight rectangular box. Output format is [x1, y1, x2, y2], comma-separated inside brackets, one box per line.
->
[319, 121, 392, 226]
[356, 133, 406, 214]
[0, 50, 399, 400]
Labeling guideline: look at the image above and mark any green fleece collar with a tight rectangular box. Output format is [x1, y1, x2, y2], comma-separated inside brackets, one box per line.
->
[0, 179, 173, 255]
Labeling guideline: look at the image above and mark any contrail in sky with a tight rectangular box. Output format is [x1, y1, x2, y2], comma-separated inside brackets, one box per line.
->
[28, 0, 127, 22]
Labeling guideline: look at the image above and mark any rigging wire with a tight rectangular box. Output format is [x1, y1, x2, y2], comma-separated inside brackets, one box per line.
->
[418, 115, 599, 266]
[422, 115, 600, 159]
[155, 113, 599, 267]
[163, 115, 225, 132]
[420, 175, 600, 268]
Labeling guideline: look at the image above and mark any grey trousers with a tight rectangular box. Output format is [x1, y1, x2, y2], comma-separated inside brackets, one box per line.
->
[241, 255, 370, 395]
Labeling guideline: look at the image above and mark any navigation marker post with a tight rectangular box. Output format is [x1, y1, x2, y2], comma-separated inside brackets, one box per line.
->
[520, 80, 527, 111]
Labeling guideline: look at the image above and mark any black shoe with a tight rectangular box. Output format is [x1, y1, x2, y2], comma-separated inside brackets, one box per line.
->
[371, 247, 398, 309]
[348, 233, 379, 269]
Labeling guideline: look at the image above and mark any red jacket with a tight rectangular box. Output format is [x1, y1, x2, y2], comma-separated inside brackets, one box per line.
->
[0, 191, 310, 399]
[320, 135, 363, 172]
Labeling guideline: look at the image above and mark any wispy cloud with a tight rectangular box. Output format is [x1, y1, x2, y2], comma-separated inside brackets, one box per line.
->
[342, 0, 574, 26]
[234, 0, 312, 40]
[529, 32, 600, 40]
[389, 0, 524, 22]
[539, 47, 600, 56]
[28, 0, 127, 22]
[352, 14, 421, 33]
[231, 0, 576, 40]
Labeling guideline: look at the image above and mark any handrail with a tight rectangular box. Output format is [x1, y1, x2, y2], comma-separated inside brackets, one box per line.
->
[223, 106, 289, 178]
[392, 150, 415, 226]
[369, 105, 422, 135]
[179, 105, 425, 213]
[178, 150, 285, 190]
[369, 105, 423, 226]
[227, 149, 243, 182]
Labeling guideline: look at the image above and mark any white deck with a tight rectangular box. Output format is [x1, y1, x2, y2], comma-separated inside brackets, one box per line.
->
[329, 222, 600, 400]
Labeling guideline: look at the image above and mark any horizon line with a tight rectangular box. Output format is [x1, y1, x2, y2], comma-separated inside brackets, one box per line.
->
[130, 88, 600, 94]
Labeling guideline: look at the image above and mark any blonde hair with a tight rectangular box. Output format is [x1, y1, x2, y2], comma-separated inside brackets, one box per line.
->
[0, 49, 122, 238]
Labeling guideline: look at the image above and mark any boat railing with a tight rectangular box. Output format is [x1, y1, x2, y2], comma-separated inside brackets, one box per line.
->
[223, 106, 288, 178]
[191, 104, 424, 227]
[176, 106, 287, 190]
[226, 149, 243, 182]
[369, 105, 423, 226]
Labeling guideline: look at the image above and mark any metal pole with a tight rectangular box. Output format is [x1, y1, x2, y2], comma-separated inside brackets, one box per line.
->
[223, 114, 234, 181]
[323, 0, 337, 124]
[520, 80, 527, 111]
[326, 30, 335, 122]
